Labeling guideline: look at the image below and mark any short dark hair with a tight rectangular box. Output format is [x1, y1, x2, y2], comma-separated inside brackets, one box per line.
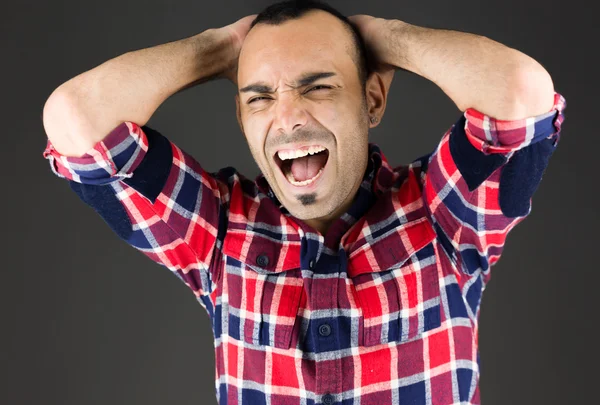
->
[250, 0, 370, 90]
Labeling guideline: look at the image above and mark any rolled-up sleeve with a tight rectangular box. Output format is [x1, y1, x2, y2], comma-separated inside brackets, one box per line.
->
[420, 92, 566, 281]
[462, 92, 566, 154]
[42, 121, 148, 185]
[42, 122, 228, 315]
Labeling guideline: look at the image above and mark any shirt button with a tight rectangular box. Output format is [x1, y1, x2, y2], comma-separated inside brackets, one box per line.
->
[322, 393, 334, 405]
[309, 259, 316, 269]
[256, 254, 269, 267]
[318, 323, 331, 337]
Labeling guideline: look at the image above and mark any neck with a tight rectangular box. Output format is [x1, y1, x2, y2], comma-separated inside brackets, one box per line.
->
[303, 181, 362, 236]
[303, 208, 343, 236]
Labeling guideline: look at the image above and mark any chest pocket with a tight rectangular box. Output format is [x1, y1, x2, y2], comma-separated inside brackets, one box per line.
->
[221, 231, 304, 350]
[348, 216, 442, 347]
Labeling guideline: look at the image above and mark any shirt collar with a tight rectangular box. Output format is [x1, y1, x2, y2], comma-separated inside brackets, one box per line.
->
[228, 143, 436, 276]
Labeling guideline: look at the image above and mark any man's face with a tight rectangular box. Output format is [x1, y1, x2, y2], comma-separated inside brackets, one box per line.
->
[236, 10, 372, 225]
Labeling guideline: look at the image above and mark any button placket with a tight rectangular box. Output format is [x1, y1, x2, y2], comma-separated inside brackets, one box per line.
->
[312, 258, 342, 399]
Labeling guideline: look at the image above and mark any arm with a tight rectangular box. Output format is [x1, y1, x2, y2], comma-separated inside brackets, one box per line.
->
[41, 16, 256, 307]
[42, 14, 256, 158]
[385, 20, 555, 120]
[350, 15, 554, 119]
[350, 15, 566, 281]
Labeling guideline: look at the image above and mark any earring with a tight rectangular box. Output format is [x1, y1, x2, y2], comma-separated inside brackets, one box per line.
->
[370, 116, 378, 124]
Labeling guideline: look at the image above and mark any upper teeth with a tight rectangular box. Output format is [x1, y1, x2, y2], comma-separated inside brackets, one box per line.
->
[277, 146, 326, 161]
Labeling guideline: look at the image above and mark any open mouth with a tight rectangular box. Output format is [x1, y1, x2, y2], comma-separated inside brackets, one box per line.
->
[274, 146, 330, 187]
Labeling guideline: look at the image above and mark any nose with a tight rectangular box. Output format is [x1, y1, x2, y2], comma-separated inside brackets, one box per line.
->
[273, 92, 308, 135]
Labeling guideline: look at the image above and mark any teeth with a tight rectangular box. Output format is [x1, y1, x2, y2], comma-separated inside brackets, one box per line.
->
[277, 146, 326, 161]
[285, 167, 324, 186]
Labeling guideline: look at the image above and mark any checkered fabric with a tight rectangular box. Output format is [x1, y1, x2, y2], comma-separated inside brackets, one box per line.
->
[42, 92, 566, 405]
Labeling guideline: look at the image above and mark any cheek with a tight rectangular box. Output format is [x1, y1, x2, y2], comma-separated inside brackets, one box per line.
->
[313, 102, 341, 127]
[243, 121, 271, 164]
[328, 107, 367, 143]
[296, 104, 342, 150]
[314, 95, 365, 131]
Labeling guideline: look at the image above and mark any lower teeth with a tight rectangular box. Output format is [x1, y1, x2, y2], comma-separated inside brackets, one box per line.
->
[285, 167, 324, 186]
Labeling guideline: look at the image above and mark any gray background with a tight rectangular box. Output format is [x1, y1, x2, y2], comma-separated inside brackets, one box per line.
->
[2, 0, 596, 404]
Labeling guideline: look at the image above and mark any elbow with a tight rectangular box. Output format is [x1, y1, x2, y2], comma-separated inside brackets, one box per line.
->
[42, 87, 94, 157]
[509, 61, 556, 119]
[42, 87, 77, 141]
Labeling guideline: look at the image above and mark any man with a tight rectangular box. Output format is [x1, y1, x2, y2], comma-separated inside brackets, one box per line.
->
[41, 0, 566, 404]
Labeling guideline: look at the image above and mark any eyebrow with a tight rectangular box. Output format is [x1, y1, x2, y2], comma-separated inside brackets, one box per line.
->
[239, 71, 337, 94]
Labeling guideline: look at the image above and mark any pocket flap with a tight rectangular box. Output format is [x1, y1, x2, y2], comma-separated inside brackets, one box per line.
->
[223, 230, 301, 274]
[347, 217, 436, 277]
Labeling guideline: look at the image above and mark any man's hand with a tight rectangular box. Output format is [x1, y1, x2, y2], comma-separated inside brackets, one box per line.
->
[219, 14, 257, 86]
[348, 14, 396, 94]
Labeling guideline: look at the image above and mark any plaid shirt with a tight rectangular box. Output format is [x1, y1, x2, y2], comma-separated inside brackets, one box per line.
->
[42, 92, 566, 405]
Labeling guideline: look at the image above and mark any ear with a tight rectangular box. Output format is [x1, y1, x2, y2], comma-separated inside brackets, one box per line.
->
[235, 93, 243, 133]
[365, 67, 393, 128]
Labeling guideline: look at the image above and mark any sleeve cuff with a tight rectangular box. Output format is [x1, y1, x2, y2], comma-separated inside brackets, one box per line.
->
[463, 91, 566, 155]
[42, 121, 149, 185]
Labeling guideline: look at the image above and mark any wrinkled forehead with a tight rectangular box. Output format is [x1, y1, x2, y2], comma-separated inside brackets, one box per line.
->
[238, 15, 355, 87]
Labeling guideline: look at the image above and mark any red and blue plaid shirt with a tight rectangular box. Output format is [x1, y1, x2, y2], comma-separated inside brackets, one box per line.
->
[43, 92, 566, 405]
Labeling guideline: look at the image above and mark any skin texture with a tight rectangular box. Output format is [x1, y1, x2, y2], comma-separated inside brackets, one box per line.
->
[235, 10, 389, 235]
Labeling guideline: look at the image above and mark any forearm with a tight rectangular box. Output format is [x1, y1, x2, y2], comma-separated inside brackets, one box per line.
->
[43, 28, 232, 156]
[387, 21, 554, 120]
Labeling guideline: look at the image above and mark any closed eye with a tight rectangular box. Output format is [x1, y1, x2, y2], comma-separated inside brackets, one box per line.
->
[248, 97, 268, 104]
[305, 84, 332, 93]
[248, 85, 332, 104]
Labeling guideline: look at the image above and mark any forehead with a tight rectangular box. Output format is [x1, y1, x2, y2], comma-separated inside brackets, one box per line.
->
[238, 11, 355, 86]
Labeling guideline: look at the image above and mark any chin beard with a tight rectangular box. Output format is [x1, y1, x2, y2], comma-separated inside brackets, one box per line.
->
[296, 193, 317, 206]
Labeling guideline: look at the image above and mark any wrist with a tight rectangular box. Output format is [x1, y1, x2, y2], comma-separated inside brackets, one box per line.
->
[189, 28, 236, 82]
[387, 20, 425, 74]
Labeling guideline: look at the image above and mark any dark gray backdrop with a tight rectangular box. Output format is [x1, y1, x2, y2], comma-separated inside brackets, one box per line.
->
[2, 0, 596, 404]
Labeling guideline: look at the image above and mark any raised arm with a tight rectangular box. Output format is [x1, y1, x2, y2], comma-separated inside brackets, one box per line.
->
[349, 15, 555, 120]
[40, 15, 257, 308]
[42, 15, 255, 157]
[350, 15, 566, 282]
